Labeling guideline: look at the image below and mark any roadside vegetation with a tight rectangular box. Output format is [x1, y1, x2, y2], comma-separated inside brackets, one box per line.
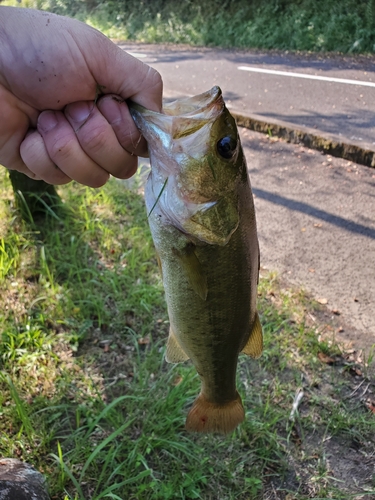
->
[3, 0, 375, 53]
[0, 166, 374, 499]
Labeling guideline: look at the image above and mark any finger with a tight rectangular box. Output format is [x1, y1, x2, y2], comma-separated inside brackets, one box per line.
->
[0, 86, 41, 179]
[20, 130, 71, 185]
[0, 141, 42, 180]
[37, 110, 109, 188]
[64, 100, 138, 179]
[97, 95, 148, 157]
[6, 163, 43, 180]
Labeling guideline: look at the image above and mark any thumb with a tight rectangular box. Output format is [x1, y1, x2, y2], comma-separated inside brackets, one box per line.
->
[73, 28, 163, 112]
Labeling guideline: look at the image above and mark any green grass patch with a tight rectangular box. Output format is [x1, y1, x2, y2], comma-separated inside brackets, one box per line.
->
[0, 169, 374, 499]
[4, 0, 375, 53]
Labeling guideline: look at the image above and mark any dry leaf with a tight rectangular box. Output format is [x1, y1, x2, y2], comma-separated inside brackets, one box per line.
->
[317, 298, 328, 305]
[172, 376, 183, 386]
[318, 352, 335, 364]
[349, 366, 363, 377]
[138, 337, 150, 345]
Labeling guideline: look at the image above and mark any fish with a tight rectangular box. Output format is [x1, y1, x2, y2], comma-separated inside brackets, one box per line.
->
[129, 86, 263, 434]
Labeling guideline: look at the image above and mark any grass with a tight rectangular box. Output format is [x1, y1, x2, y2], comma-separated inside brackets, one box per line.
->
[3, 0, 375, 53]
[0, 168, 374, 499]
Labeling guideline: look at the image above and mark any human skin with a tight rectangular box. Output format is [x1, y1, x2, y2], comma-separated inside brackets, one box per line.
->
[0, 6, 163, 186]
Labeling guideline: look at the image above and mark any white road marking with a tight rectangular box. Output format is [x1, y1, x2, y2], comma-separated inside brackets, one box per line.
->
[238, 66, 375, 87]
[127, 52, 148, 58]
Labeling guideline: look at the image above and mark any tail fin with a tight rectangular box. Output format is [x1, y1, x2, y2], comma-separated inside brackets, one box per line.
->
[185, 392, 244, 434]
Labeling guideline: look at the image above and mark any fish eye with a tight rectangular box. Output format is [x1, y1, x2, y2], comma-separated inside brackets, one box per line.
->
[217, 136, 237, 159]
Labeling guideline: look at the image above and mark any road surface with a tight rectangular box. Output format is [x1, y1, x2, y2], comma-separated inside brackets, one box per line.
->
[121, 44, 375, 354]
[121, 44, 375, 152]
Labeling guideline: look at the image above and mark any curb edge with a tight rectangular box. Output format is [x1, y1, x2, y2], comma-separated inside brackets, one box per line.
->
[231, 111, 375, 169]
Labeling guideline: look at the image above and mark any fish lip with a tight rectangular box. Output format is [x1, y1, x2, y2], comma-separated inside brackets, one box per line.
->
[128, 86, 222, 116]
[128, 86, 224, 136]
[163, 86, 223, 117]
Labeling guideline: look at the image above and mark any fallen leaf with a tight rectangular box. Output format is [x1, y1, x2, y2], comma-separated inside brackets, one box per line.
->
[138, 337, 150, 345]
[317, 298, 328, 305]
[318, 352, 335, 364]
[349, 366, 363, 377]
[172, 376, 183, 386]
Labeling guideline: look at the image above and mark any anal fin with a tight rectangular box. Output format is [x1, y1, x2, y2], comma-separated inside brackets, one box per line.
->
[241, 312, 263, 358]
[165, 327, 190, 364]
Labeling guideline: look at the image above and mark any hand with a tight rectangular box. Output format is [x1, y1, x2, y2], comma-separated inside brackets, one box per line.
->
[0, 7, 162, 187]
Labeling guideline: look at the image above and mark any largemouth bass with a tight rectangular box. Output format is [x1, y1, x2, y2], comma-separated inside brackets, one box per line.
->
[130, 87, 263, 434]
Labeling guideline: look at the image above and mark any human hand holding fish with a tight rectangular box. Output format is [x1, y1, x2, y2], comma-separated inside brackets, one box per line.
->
[0, 6, 162, 186]
[129, 87, 263, 434]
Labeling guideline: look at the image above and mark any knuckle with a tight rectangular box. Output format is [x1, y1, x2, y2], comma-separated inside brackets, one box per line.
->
[78, 124, 108, 155]
[47, 133, 77, 162]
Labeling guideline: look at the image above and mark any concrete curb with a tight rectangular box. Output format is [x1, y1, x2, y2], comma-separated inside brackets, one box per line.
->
[231, 111, 375, 169]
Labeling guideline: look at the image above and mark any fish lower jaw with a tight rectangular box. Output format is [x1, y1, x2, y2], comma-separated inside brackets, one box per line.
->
[185, 391, 244, 434]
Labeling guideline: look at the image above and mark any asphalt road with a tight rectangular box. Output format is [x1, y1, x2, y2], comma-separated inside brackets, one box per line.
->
[120, 43, 375, 152]
[120, 44, 375, 354]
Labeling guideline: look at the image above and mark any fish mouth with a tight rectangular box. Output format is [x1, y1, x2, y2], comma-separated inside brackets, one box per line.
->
[128, 86, 224, 140]
[163, 86, 223, 118]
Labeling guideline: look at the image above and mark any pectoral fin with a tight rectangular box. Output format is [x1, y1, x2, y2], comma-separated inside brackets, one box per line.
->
[172, 244, 207, 300]
[166, 327, 190, 363]
[241, 312, 263, 358]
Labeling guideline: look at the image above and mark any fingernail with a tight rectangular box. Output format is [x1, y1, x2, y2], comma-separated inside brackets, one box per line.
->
[98, 97, 122, 124]
[65, 101, 91, 125]
[38, 111, 58, 132]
